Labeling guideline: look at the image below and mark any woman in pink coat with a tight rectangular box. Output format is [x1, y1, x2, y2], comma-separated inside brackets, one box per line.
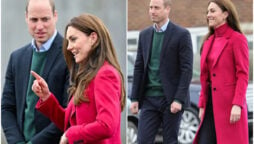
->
[193, 0, 249, 144]
[31, 13, 125, 144]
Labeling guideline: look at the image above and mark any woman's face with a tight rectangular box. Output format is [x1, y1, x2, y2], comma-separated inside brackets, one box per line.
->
[66, 26, 96, 63]
[207, 2, 228, 28]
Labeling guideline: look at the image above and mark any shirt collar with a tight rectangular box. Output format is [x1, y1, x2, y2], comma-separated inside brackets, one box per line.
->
[31, 30, 57, 52]
[153, 19, 170, 32]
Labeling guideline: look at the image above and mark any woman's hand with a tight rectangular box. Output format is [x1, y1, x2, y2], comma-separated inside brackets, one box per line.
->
[31, 71, 50, 101]
[59, 133, 68, 144]
[199, 108, 204, 120]
[230, 105, 241, 124]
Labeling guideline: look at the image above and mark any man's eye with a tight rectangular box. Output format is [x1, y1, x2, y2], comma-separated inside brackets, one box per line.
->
[30, 18, 38, 22]
[41, 18, 49, 22]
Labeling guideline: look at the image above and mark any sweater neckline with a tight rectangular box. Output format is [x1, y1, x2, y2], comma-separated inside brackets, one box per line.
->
[214, 23, 229, 37]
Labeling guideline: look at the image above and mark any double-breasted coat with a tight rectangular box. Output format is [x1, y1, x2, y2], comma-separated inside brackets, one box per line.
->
[193, 24, 249, 144]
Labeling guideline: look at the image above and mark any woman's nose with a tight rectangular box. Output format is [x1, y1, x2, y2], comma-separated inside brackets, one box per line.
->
[207, 11, 211, 17]
[67, 43, 72, 50]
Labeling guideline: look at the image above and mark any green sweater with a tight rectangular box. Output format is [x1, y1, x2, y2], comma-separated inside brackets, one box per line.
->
[23, 50, 48, 142]
[145, 31, 165, 96]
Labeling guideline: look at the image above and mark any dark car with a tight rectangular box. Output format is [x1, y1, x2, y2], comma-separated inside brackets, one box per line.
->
[127, 52, 253, 144]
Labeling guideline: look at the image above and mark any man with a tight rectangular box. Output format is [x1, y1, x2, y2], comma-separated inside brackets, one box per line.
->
[1, 0, 69, 143]
[130, 0, 193, 143]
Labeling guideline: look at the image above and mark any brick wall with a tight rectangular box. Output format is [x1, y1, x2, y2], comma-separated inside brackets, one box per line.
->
[128, 0, 253, 30]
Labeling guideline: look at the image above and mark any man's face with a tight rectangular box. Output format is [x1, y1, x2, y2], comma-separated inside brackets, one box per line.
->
[149, 0, 170, 26]
[26, 0, 57, 48]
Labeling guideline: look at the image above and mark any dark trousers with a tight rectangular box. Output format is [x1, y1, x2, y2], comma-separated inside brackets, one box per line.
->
[198, 88, 217, 144]
[137, 96, 183, 144]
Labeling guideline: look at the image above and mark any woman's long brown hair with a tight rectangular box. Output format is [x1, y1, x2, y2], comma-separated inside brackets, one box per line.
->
[63, 13, 126, 111]
[200, 0, 242, 54]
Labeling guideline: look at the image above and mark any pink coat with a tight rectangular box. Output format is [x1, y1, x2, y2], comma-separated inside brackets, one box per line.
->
[193, 26, 249, 144]
[36, 62, 122, 144]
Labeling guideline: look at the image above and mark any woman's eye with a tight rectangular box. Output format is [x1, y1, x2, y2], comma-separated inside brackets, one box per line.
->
[70, 37, 77, 42]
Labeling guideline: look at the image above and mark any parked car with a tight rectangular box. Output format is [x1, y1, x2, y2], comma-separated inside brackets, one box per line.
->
[127, 52, 253, 144]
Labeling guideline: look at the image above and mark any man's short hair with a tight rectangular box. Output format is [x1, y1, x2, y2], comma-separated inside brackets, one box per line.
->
[25, 0, 55, 13]
[163, 0, 172, 7]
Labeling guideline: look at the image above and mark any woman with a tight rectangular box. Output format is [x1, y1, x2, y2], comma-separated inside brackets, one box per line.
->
[31, 13, 125, 144]
[193, 0, 249, 144]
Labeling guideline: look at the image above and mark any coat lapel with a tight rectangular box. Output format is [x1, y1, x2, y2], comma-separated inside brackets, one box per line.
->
[20, 46, 33, 118]
[160, 22, 173, 62]
[201, 35, 214, 70]
[42, 33, 63, 79]
[144, 27, 154, 67]
[202, 27, 233, 69]
[212, 28, 233, 68]
[212, 37, 228, 68]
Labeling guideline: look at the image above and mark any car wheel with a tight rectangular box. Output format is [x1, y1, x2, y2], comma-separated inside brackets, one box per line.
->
[127, 121, 138, 144]
[178, 107, 200, 144]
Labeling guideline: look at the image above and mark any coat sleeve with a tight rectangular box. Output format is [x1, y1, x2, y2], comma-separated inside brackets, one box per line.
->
[36, 93, 66, 132]
[198, 65, 209, 108]
[232, 34, 249, 107]
[131, 31, 145, 101]
[174, 30, 193, 103]
[198, 86, 206, 108]
[32, 67, 69, 143]
[30, 122, 62, 144]
[65, 68, 121, 144]
[1, 53, 26, 144]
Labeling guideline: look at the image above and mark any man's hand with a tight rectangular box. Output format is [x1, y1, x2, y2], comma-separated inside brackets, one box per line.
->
[170, 101, 182, 114]
[130, 102, 139, 114]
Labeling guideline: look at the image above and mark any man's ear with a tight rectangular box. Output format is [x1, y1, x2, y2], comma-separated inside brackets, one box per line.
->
[25, 12, 29, 24]
[53, 10, 58, 23]
[166, 5, 171, 15]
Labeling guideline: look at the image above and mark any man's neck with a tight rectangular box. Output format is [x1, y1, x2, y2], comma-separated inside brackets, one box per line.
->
[154, 19, 169, 32]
